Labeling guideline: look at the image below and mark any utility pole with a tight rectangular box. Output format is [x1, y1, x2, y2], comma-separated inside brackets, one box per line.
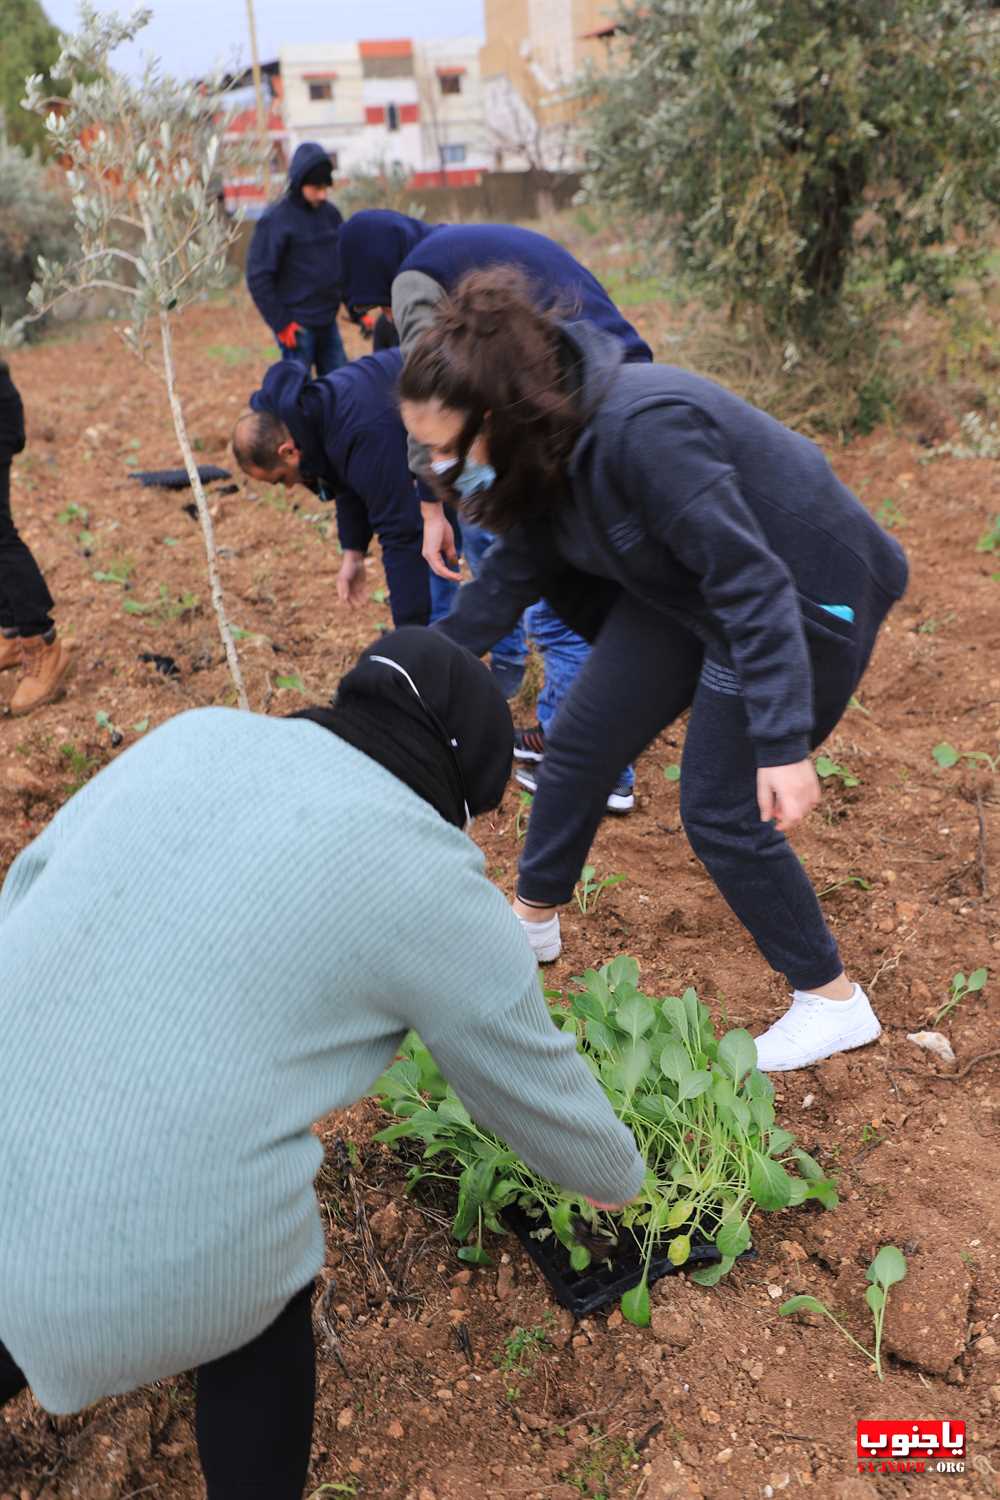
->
[245, 0, 271, 199]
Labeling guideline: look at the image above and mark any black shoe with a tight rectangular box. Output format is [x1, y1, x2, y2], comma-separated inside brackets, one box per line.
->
[513, 725, 545, 762]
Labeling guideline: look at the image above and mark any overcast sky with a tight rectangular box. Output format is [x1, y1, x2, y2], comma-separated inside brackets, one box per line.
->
[41, 0, 486, 78]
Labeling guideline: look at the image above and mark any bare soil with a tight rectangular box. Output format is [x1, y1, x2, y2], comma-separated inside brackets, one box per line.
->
[1, 291, 999, 1500]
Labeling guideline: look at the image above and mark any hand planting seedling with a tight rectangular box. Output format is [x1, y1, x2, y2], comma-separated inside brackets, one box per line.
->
[933, 967, 988, 1027]
[815, 755, 860, 788]
[780, 1244, 907, 1380]
[374, 957, 838, 1325]
[574, 865, 626, 914]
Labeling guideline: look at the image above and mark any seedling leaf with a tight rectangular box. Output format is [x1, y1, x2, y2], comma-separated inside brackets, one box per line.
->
[749, 1153, 793, 1210]
[779, 1294, 827, 1317]
[620, 1279, 650, 1327]
[869, 1244, 907, 1289]
[457, 1244, 493, 1266]
[717, 1028, 757, 1083]
[932, 742, 961, 769]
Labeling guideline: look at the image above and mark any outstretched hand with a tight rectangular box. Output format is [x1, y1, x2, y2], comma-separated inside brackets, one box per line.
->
[756, 759, 821, 833]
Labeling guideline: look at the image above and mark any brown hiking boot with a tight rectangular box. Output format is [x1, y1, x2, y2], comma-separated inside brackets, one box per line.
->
[9, 633, 74, 717]
[0, 633, 21, 672]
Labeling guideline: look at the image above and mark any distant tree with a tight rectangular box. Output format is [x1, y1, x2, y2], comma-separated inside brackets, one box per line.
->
[0, 148, 76, 326]
[3, 4, 265, 709]
[581, 0, 1000, 340]
[0, 0, 63, 153]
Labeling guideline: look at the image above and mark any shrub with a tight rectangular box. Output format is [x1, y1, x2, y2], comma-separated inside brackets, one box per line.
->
[0, 149, 76, 330]
[581, 0, 1000, 343]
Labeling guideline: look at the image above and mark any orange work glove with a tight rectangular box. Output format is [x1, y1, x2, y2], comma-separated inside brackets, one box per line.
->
[277, 321, 303, 349]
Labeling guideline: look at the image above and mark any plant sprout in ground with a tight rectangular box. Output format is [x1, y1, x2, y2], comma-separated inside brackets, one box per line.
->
[933, 968, 988, 1027]
[815, 755, 860, 788]
[515, 790, 533, 841]
[932, 742, 999, 774]
[374, 957, 838, 1326]
[781, 1245, 907, 1380]
[574, 866, 625, 914]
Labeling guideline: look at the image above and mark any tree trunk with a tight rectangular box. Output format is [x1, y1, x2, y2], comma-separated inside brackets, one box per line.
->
[156, 307, 249, 711]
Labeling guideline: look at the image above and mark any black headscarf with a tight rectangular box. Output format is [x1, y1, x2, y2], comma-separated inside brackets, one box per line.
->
[290, 628, 513, 828]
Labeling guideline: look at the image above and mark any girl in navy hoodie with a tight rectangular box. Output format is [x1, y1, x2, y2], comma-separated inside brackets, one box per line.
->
[398, 268, 908, 1074]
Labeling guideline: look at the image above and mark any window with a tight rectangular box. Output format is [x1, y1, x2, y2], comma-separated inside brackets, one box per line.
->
[386, 103, 400, 132]
[308, 80, 332, 101]
[439, 72, 462, 96]
[441, 143, 466, 164]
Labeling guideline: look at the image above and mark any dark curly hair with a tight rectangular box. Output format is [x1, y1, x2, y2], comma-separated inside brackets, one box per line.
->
[397, 266, 582, 532]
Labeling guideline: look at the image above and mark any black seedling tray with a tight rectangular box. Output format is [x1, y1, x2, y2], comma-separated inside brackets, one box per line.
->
[129, 465, 232, 489]
[502, 1206, 752, 1319]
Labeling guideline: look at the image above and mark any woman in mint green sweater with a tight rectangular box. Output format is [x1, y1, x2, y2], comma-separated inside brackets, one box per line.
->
[0, 629, 644, 1500]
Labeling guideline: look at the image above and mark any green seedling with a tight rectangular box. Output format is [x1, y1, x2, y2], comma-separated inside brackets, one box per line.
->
[875, 497, 905, 529]
[574, 865, 625, 914]
[495, 1322, 551, 1375]
[781, 1244, 907, 1380]
[815, 755, 860, 788]
[564, 1428, 640, 1497]
[94, 710, 123, 748]
[663, 763, 681, 782]
[916, 613, 955, 635]
[122, 584, 199, 622]
[274, 673, 306, 694]
[515, 790, 533, 841]
[59, 741, 99, 794]
[932, 742, 999, 774]
[371, 587, 388, 604]
[93, 556, 134, 586]
[817, 876, 871, 899]
[307, 1484, 358, 1498]
[847, 694, 871, 717]
[976, 514, 1000, 553]
[933, 967, 988, 1026]
[57, 502, 89, 526]
[374, 957, 838, 1318]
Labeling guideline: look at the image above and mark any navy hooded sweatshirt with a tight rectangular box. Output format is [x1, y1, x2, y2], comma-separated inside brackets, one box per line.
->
[435, 322, 908, 768]
[338, 211, 653, 365]
[249, 352, 415, 556]
[246, 143, 343, 336]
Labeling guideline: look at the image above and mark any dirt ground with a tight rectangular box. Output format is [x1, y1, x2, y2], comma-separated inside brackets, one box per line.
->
[1, 287, 999, 1500]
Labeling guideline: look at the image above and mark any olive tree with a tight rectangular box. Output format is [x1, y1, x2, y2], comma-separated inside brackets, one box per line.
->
[4, 4, 264, 708]
[581, 0, 1000, 340]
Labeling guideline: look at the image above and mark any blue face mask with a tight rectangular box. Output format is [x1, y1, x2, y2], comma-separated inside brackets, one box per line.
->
[431, 457, 497, 499]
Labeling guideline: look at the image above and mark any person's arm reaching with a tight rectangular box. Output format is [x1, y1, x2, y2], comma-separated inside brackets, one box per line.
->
[432, 525, 545, 657]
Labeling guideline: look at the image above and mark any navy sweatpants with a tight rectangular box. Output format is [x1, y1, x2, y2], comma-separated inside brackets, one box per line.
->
[518, 593, 886, 990]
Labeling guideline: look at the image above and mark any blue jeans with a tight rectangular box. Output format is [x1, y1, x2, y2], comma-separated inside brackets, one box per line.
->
[278, 322, 347, 376]
[460, 522, 633, 789]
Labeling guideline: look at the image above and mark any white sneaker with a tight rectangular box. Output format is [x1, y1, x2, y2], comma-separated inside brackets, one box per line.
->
[752, 984, 881, 1072]
[516, 910, 562, 963]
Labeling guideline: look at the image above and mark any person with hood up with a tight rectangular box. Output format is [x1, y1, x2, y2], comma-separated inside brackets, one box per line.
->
[398, 268, 910, 1074]
[0, 627, 644, 1500]
[338, 207, 652, 811]
[246, 143, 347, 376]
[0, 356, 73, 715]
[233, 355, 459, 627]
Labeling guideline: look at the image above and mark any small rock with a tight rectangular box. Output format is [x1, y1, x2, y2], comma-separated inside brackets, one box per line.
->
[368, 1200, 402, 1249]
[336, 1406, 354, 1431]
[607, 1309, 623, 1330]
[496, 1261, 516, 1300]
[386, 1419, 404, 1439]
[802, 1093, 815, 1109]
[975, 1335, 998, 1357]
[767, 1284, 784, 1300]
[650, 1308, 694, 1348]
[779, 1240, 807, 1261]
[522, 1412, 547, 1430]
[817, 1054, 851, 1099]
[700, 1407, 721, 1425]
[906, 1031, 957, 1066]
[714, 1447, 733, 1463]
